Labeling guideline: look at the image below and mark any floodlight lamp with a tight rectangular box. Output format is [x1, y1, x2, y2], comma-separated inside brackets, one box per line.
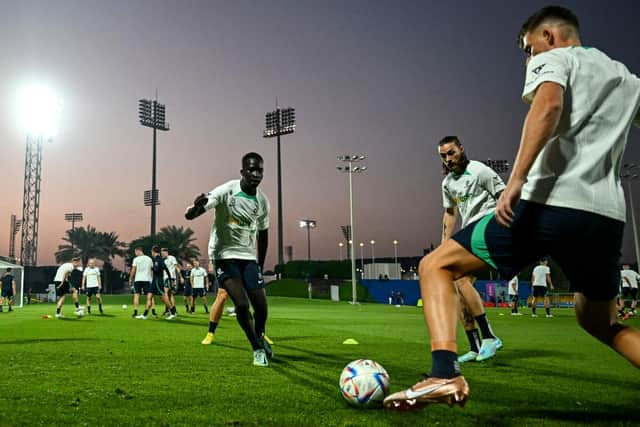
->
[359, 242, 364, 247]
[393, 240, 398, 245]
[18, 84, 62, 138]
[339, 242, 344, 247]
[370, 240, 375, 245]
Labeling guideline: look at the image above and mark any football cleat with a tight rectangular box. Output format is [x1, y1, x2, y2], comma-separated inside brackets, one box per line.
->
[476, 338, 501, 362]
[546, 314, 554, 318]
[55, 313, 63, 318]
[259, 336, 273, 359]
[253, 349, 269, 367]
[135, 315, 147, 320]
[383, 375, 469, 411]
[457, 351, 478, 363]
[263, 334, 274, 345]
[201, 332, 215, 345]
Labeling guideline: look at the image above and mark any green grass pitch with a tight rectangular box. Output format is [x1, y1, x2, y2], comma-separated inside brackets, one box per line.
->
[0, 296, 637, 426]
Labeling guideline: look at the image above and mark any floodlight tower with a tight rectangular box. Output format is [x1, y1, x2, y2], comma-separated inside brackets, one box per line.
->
[299, 219, 317, 261]
[263, 105, 296, 267]
[64, 212, 84, 231]
[8, 215, 21, 263]
[336, 155, 367, 303]
[19, 85, 61, 266]
[138, 97, 170, 236]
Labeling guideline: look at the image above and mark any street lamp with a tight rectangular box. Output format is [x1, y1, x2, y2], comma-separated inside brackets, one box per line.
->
[264, 105, 296, 267]
[18, 84, 62, 266]
[138, 96, 170, 236]
[359, 242, 365, 279]
[622, 163, 640, 269]
[393, 240, 399, 265]
[337, 154, 367, 304]
[338, 242, 344, 261]
[299, 219, 317, 261]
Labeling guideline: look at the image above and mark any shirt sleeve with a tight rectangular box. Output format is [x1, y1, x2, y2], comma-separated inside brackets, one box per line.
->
[522, 50, 569, 104]
[479, 165, 506, 199]
[442, 180, 455, 209]
[256, 194, 270, 231]
[204, 183, 229, 212]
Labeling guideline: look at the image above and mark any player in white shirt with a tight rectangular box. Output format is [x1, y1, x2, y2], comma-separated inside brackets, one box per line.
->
[385, 6, 640, 411]
[438, 136, 504, 363]
[508, 276, 521, 315]
[128, 247, 158, 318]
[81, 258, 103, 315]
[185, 152, 272, 367]
[161, 248, 182, 316]
[530, 259, 554, 317]
[619, 264, 639, 318]
[54, 257, 81, 318]
[190, 259, 209, 314]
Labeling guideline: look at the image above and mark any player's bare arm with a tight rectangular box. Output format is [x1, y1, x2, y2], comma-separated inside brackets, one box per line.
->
[185, 193, 208, 220]
[496, 82, 564, 227]
[441, 207, 457, 243]
[257, 229, 269, 270]
[129, 266, 137, 285]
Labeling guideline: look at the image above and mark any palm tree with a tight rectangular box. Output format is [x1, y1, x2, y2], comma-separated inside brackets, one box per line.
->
[158, 225, 200, 261]
[55, 226, 126, 266]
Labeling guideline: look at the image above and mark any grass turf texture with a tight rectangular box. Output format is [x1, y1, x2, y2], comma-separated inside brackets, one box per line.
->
[0, 296, 637, 427]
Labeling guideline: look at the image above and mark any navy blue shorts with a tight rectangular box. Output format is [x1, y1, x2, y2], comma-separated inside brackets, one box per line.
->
[85, 287, 101, 297]
[452, 200, 624, 300]
[193, 288, 206, 297]
[532, 286, 548, 298]
[133, 281, 149, 294]
[509, 294, 518, 303]
[2, 289, 14, 299]
[55, 281, 70, 297]
[622, 287, 638, 300]
[183, 285, 193, 297]
[148, 277, 165, 296]
[214, 259, 263, 291]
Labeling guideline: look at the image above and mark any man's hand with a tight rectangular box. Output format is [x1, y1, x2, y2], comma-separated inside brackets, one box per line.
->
[185, 193, 208, 220]
[495, 178, 525, 227]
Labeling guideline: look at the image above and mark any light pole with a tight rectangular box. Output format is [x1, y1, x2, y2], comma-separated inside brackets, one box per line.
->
[64, 212, 84, 232]
[338, 242, 344, 261]
[264, 105, 296, 267]
[393, 240, 398, 265]
[138, 96, 170, 236]
[622, 163, 640, 269]
[8, 215, 21, 263]
[370, 240, 376, 278]
[337, 155, 367, 304]
[18, 84, 62, 266]
[359, 242, 365, 279]
[299, 219, 317, 261]
[484, 159, 510, 174]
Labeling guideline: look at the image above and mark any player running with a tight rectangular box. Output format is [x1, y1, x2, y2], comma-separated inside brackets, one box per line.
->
[385, 6, 640, 410]
[190, 259, 209, 314]
[137, 246, 174, 320]
[81, 258, 103, 315]
[438, 136, 504, 363]
[530, 258, 554, 317]
[0, 268, 17, 313]
[620, 264, 639, 319]
[186, 152, 272, 366]
[54, 258, 81, 318]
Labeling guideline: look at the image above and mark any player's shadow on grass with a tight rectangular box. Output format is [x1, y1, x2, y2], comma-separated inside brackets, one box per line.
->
[96, 313, 116, 318]
[269, 356, 337, 397]
[163, 318, 204, 327]
[520, 408, 637, 424]
[1, 338, 97, 345]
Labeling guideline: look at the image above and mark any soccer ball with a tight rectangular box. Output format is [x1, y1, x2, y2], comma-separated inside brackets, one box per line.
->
[76, 309, 84, 318]
[122, 304, 128, 309]
[339, 359, 390, 408]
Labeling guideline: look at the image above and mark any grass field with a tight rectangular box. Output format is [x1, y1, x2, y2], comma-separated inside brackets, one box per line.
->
[0, 296, 637, 427]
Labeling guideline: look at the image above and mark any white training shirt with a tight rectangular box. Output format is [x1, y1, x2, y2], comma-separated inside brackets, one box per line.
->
[132, 255, 153, 282]
[508, 276, 519, 295]
[442, 160, 505, 227]
[83, 266, 101, 288]
[521, 46, 640, 222]
[620, 269, 640, 289]
[203, 179, 270, 261]
[191, 267, 207, 289]
[532, 265, 550, 287]
[163, 255, 178, 280]
[54, 262, 75, 282]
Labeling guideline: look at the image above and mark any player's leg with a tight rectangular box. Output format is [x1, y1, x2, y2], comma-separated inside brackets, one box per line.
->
[7, 295, 14, 311]
[544, 292, 553, 317]
[202, 288, 229, 344]
[631, 289, 637, 316]
[132, 289, 140, 317]
[86, 295, 92, 314]
[96, 291, 103, 314]
[138, 292, 155, 319]
[72, 287, 81, 312]
[456, 296, 480, 363]
[243, 261, 271, 357]
[575, 294, 640, 367]
[531, 294, 539, 317]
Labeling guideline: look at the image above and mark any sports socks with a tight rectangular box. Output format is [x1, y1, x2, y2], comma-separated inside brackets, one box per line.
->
[545, 307, 551, 316]
[474, 314, 495, 339]
[99, 303, 103, 313]
[430, 350, 460, 379]
[465, 329, 481, 353]
[204, 304, 209, 314]
[74, 302, 79, 309]
[532, 306, 537, 315]
[209, 321, 218, 334]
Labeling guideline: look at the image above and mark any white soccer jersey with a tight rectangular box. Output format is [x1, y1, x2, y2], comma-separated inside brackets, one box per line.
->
[620, 269, 640, 289]
[442, 160, 505, 227]
[132, 255, 153, 282]
[83, 267, 101, 288]
[532, 265, 550, 287]
[203, 179, 270, 261]
[54, 263, 74, 282]
[521, 46, 640, 222]
[508, 276, 519, 295]
[163, 255, 178, 280]
[191, 267, 207, 289]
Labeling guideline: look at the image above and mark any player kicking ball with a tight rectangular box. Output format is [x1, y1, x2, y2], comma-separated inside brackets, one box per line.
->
[53, 258, 82, 318]
[385, 6, 640, 410]
[186, 152, 272, 367]
[437, 136, 503, 363]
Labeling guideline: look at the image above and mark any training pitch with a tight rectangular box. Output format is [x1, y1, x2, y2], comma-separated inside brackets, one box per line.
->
[0, 296, 637, 426]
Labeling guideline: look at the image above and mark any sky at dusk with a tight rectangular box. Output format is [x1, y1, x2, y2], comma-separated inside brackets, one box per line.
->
[0, 0, 639, 270]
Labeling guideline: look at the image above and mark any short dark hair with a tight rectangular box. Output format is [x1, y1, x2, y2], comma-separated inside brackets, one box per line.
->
[518, 6, 580, 48]
[161, 247, 168, 252]
[71, 257, 81, 262]
[242, 152, 263, 167]
[438, 136, 461, 147]
[6, 268, 11, 273]
[151, 245, 161, 254]
[134, 246, 143, 252]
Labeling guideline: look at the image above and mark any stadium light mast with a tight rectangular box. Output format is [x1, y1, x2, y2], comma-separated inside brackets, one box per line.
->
[138, 96, 170, 236]
[338, 242, 344, 261]
[64, 212, 83, 231]
[18, 84, 61, 266]
[8, 215, 22, 263]
[337, 155, 367, 303]
[263, 104, 296, 267]
[299, 219, 317, 261]
[622, 163, 640, 269]
[393, 240, 398, 265]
